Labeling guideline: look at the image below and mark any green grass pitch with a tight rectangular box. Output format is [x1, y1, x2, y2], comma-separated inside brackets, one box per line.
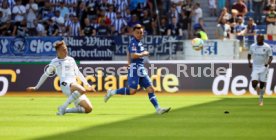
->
[1, 93, 276, 140]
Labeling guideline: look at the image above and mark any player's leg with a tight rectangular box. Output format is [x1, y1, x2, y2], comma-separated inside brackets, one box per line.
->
[258, 81, 266, 106]
[65, 95, 93, 114]
[258, 70, 268, 106]
[141, 76, 171, 114]
[104, 73, 138, 102]
[58, 83, 87, 115]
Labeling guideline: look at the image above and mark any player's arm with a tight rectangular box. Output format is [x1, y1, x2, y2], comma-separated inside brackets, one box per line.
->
[26, 65, 55, 91]
[131, 51, 149, 59]
[74, 61, 95, 92]
[248, 50, 252, 68]
[127, 51, 131, 66]
[265, 47, 273, 67]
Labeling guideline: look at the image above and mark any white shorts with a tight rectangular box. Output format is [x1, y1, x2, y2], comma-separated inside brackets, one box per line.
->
[251, 66, 269, 82]
[60, 82, 89, 106]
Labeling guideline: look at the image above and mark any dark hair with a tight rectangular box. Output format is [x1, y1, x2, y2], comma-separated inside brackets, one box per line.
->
[133, 24, 143, 31]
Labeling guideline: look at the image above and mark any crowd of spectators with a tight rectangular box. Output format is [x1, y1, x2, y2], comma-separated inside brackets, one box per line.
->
[213, 0, 276, 49]
[0, 0, 275, 41]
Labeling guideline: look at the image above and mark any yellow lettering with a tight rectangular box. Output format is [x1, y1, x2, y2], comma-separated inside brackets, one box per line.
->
[54, 77, 61, 91]
[151, 68, 162, 92]
[104, 76, 117, 90]
[162, 74, 179, 93]
[119, 75, 127, 89]
[97, 70, 103, 91]
[0, 69, 16, 82]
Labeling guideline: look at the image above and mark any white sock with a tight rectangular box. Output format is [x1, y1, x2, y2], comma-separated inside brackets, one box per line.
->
[65, 106, 85, 113]
[62, 91, 81, 108]
[110, 90, 116, 95]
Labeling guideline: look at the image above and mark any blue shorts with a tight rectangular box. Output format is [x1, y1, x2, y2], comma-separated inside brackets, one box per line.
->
[127, 66, 152, 89]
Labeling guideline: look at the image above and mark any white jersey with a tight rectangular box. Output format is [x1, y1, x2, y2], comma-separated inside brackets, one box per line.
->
[35, 56, 89, 89]
[249, 43, 272, 67]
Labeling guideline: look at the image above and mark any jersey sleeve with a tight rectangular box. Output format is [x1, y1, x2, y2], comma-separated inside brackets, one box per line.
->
[74, 59, 90, 86]
[34, 62, 55, 89]
[268, 46, 273, 57]
[128, 41, 137, 54]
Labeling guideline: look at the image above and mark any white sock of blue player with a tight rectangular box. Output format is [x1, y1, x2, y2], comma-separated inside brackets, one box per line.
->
[113, 88, 130, 95]
[62, 91, 81, 108]
[148, 93, 160, 110]
[65, 106, 85, 113]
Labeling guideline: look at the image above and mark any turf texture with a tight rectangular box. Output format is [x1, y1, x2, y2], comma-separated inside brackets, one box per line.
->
[0, 93, 276, 140]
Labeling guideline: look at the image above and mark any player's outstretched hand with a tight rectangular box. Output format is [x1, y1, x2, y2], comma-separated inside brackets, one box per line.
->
[248, 63, 252, 68]
[87, 86, 96, 92]
[143, 51, 149, 56]
[26, 87, 37, 92]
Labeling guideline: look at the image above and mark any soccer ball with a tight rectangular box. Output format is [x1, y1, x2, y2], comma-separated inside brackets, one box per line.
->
[191, 38, 204, 51]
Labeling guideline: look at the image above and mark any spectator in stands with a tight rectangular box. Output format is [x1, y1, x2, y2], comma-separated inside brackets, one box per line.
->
[253, 0, 265, 24]
[266, 5, 276, 35]
[265, 0, 276, 10]
[167, 4, 179, 23]
[26, 0, 38, 36]
[45, 18, 59, 36]
[235, 17, 246, 48]
[69, 14, 81, 36]
[0, 0, 11, 22]
[0, 0, 15, 9]
[128, 14, 140, 27]
[141, 10, 152, 35]
[243, 17, 257, 49]
[228, 9, 239, 33]
[82, 17, 96, 36]
[12, 0, 26, 22]
[111, 11, 127, 35]
[98, 0, 109, 11]
[232, 0, 248, 17]
[178, 10, 190, 39]
[40, 1, 54, 21]
[65, 0, 77, 13]
[191, 3, 202, 28]
[96, 19, 111, 36]
[34, 20, 46, 36]
[58, 1, 70, 19]
[194, 28, 208, 41]
[170, 0, 183, 13]
[193, 18, 206, 34]
[209, 0, 217, 16]
[12, 19, 28, 36]
[159, 16, 169, 35]
[97, 10, 111, 26]
[217, 0, 227, 13]
[218, 7, 232, 22]
[86, 0, 98, 20]
[167, 16, 182, 36]
[105, 4, 116, 24]
[215, 18, 231, 39]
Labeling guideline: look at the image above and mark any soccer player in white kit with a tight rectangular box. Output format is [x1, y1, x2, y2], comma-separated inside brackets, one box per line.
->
[248, 34, 273, 106]
[26, 41, 95, 115]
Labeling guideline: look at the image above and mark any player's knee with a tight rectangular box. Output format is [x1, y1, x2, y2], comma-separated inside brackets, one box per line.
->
[85, 106, 93, 113]
[260, 82, 266, 89]
[252, 81, 258, 88]
[129, 90, 137, 95]
[79, 89, 86, 94]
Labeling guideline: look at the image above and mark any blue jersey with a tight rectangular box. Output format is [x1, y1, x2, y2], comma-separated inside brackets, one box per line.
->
[127, 37, 152, 89]
[128, 37, 145, 66]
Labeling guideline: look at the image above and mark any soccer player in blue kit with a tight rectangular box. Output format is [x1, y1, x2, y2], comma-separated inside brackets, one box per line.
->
[104, 24, 171, 115]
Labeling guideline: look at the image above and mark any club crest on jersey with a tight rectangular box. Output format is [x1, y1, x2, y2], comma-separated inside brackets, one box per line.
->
[132, 44, 137, 51]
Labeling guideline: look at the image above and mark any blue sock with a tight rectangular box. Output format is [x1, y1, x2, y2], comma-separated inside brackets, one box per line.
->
[115, 87, 130, 95]
[148, 93, 159, 109]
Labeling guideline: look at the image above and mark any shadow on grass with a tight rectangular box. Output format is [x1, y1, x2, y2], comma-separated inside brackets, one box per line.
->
[35, 98, 276, 140]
